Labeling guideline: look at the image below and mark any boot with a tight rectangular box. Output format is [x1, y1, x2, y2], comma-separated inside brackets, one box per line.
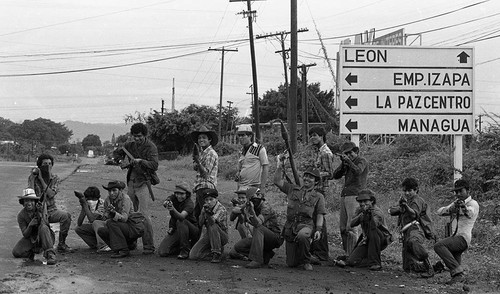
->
[46, 251, 57, 265]
[420, 258, 435, 278]
[57, 233, 75, 253]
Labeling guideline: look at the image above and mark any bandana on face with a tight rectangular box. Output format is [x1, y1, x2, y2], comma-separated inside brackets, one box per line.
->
[87, 200, 98, 212]
[40, 165, 51, 184]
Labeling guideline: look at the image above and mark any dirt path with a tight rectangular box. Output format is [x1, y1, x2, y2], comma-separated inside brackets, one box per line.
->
[0, 158, 482, 293]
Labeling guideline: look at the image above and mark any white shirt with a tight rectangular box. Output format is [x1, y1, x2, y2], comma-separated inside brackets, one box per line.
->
[437, 196, 479, 245]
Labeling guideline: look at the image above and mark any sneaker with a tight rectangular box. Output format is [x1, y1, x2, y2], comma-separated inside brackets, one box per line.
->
[111, 250, 130, 258]
[335, 260, 346, 268]
[433, 261, 445, 274]
[211, 252, 222, 263]
[446, 273, 465, 285]
[369, 264, 382, 271]
[303, 263, 313, 271]
[142, 249, 155, 255]
[309, 255, 321, 265]
[57, 243, 75, 253]
[46, 252, 57, 265]
[177, 252, 189, 260]
[245, 261, 262, 269]
[97, 245, 112, 253]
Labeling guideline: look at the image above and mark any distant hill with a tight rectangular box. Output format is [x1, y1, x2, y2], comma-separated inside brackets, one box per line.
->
[63, 120, 129, 143]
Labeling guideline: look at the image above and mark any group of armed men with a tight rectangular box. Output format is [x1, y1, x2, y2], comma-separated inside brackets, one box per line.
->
[12, 122, 479, 285]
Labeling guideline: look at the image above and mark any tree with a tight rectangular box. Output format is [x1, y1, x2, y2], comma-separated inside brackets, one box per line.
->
[82, 134, 102, 149]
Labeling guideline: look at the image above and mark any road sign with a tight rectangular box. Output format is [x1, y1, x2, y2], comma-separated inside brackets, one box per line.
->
[339, 45, 474, 135]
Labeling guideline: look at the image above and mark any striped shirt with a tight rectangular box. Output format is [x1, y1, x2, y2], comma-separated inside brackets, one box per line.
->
[194, 145, 218, 191]
[314, 143, 335, 191]
[238, 142, 269, 188]
[28, 174, 60, 214]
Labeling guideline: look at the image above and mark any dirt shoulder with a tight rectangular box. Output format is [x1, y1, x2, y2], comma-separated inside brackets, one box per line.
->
[1, 158, 495, 293]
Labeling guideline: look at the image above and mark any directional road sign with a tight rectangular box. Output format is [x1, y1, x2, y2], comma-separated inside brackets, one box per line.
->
[339, 46, 474, 135]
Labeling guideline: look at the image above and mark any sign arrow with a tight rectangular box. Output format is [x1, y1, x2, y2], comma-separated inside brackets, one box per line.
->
[457, 51, 470, 63]
[345, 73, 358, 86]
[345, 119, 358, 132]
[345, 96, 358, 109]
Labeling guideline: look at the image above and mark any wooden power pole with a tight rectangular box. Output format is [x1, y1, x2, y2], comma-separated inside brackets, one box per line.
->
[290, 0, 298, 153]
[208, 46, 238, 139]
[299, 63, 316, 143]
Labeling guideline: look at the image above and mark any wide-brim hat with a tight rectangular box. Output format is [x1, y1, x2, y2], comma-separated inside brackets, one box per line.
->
[451, 179, 470, 191]
[303, 167, 321, 180]
[174, 183, 191, 195]
[17, 188, 40, 201]
[341, 141, 358, 154]
[102, 180, 126, 191]
[356, 189, 376, 202]
[246, 187, 261, 199]
[191, 125, 218, 146]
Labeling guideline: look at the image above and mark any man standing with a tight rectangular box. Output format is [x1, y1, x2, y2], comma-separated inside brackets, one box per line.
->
[333, 142, 369, 258]
[114, 123, 158, 255]
[434, 179, 479, 284]
[236, 125, 269, 192]
[190, 125, 219, 221]
[337, 189, 392, 271]
[309, 126, 335, 262]
[28, 153, 73, 253]
[12, 188, 57, 265]
[389, 177, 435, 277]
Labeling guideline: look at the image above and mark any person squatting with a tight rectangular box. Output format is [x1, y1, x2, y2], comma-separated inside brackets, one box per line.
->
[12, 133, 478, 285]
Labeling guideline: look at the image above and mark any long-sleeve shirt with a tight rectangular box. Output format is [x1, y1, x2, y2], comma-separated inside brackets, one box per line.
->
[437, 196, 479, 245]
[333, 156, 368, 197]
[248, 201, 282, 234]
[114, 139, 159, 185]
[314, 143, 335, 191]
[103, 193, 134, 222]
[199, 201, 228, 234]
[193, 145, 218, 191]
[351, 205, 390, 240]
[389, 195, 433, 238]
[28, 174, 60, 213]
[17, 208, 39, 241]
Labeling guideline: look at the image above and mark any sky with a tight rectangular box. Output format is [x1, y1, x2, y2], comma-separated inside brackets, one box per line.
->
[0, 0, 499, 125]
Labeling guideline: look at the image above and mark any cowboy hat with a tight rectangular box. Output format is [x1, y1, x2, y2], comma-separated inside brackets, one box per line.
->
[102, 180, 126, 191]
[17, 188, 40, 201]
[191, 125, 218, 146]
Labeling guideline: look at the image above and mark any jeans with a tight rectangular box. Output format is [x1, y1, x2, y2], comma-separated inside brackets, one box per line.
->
[285, 226, 312, 267]
[75, 220, 107, 249]
[128, 181, 154, 251]
[98, 220, 141, 252]
[310, 215, 329, 260]
[402, 227, 429, 272]
[189, 224, 228, 260]
[347, 227, 387, 267]
[158, 219, 200, 256]
[434, 235, 468, 276]
[340, 196, 359, 256]
[12, 223, 55, 258]
[48, 209, 72, 244]
[231, 225, 282, 264]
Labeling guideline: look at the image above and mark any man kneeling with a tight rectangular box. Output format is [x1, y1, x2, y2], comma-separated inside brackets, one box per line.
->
[229, 188, 283, 268]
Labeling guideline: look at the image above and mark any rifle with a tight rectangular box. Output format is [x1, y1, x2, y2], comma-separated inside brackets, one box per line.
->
[121, 147, 156, 201]
[271, 119, 301, 185]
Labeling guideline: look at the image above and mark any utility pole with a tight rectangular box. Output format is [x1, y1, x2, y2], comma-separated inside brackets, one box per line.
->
[226, 100, 233, 132]
[236, 0, 260, 141]
[209, 47, 238, 139]
[290, 0, 298, 153]
[161, 99, 165, 115]
[256, 28, 308, 125]
[172, 78, 175, 112]
[299, 63, 316, 143]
